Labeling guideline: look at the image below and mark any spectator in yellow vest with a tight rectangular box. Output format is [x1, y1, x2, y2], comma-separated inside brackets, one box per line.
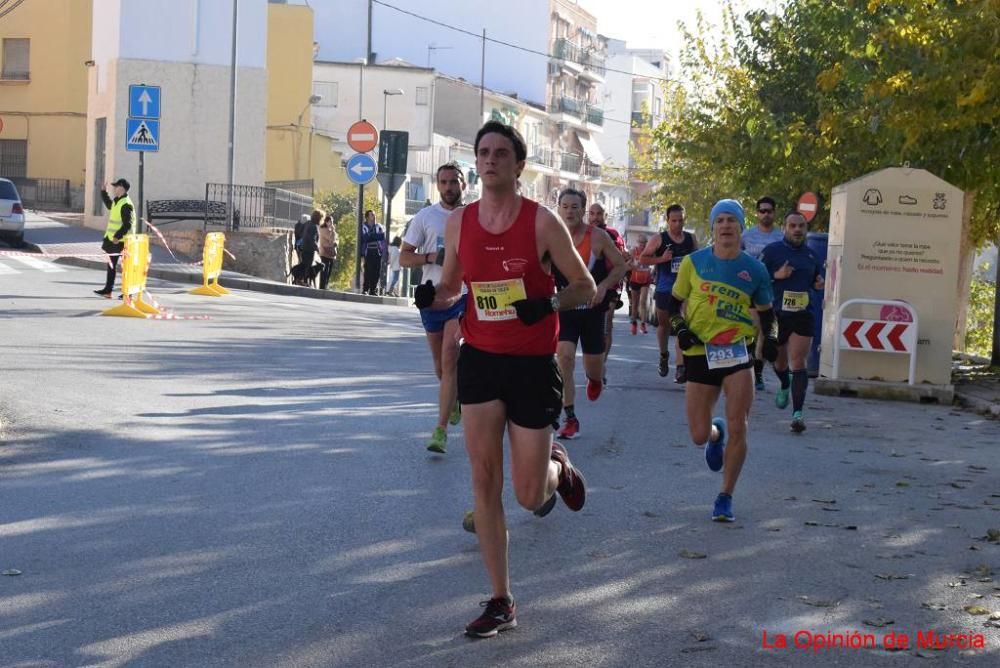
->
[94, 178, 133, 298]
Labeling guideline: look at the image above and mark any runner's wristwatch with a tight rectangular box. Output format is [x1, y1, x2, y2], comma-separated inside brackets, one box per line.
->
[549, 294, 560, 312]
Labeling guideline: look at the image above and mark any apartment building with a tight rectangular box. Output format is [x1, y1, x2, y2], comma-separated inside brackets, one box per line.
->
[0, 0, 92, 208]
[311, 0, 610, 208]
[598, 38, 671, 235]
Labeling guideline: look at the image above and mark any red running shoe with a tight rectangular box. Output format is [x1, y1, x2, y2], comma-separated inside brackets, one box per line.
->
[630, 321, 638, 335]
[586, 377, 603, 401]
[556, 416, 580, 440]
[550, 441, 586, 510]
[465, 596, 517, 638]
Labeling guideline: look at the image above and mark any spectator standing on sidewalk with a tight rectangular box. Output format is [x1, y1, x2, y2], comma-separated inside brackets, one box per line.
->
[361, 210, 385, 295]
[387, 236, 402, 296]
[318, 213, 338, 290]
[293, 213, 309, 265]
[291, 209, 321, 286]
[94, 178, 133, 298]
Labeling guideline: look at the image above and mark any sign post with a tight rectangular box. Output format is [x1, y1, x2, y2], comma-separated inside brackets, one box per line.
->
[376, 130, 409, 291]
[347, 119, 379, 292]
[127, 84, 161, 233]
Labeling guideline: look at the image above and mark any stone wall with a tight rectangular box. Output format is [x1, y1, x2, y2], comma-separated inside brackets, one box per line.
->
[151, 228, 294, 283]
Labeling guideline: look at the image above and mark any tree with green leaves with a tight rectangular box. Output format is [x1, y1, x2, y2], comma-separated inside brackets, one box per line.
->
[637, 0, 999, 246]
[314, 189, 382, 290]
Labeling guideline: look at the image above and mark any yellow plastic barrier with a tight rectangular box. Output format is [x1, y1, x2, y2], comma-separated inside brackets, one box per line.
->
[190, 232, 230, 296]
[102, 234, 162, 318]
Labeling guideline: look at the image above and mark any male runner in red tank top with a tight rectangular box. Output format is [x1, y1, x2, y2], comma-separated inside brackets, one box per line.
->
[413, 121, 595, 638]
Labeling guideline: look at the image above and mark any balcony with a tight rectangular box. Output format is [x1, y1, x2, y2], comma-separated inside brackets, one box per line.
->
[552, 38, 580, 63]
[578, 50, 607, 83]
[583, 160, 601, 179]
[526, 145, 558, 172]
[586, 106, 604, 127]
[560, 152, 582, 174]
[549, 96, 583, 118]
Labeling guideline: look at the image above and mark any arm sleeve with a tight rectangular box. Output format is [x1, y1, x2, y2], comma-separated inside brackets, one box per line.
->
[115, 204, 133, 238]
[753, 262, 774, 306]
[101, 191, 113, 209]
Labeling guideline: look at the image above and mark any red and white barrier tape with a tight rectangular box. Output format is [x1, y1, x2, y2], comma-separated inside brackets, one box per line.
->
[137, 289, 212, 321]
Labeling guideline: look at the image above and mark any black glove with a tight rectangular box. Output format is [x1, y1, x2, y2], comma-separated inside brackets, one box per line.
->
[762, 335, 780, 363]
[670, 315, 701, 351]
[511, 298, 554, 326]
[414, 280, 436, 309]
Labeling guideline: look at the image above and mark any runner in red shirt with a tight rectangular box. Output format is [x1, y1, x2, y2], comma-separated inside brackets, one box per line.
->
[414, 121, 594, 638]
[628, 238, 653, 335]
[589, 203, 629, 378]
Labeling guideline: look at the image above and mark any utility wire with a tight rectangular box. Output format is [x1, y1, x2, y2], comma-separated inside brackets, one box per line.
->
[0, 0, 28, 21]
[371, 0, 676, 84]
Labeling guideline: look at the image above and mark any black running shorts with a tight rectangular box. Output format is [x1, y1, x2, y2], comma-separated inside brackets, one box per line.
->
[558, 309, 606, 355]
[654, 290, 674, 311]
[777, 311, 815, 345]
[683, 353, 754, 387]
[457, 344, 563, 429]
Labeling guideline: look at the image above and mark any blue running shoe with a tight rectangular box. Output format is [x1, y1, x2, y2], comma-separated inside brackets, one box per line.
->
[705, 417, 726, 472]
[775, 386, 790, 410]
[712, 493, 735, 522]
[755, 373, 765, 392]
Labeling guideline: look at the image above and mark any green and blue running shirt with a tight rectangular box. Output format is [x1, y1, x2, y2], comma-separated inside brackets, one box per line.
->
[672, 247, 774, 356]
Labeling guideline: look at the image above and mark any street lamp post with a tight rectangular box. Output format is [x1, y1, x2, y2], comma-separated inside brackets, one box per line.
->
[296, 94, 322, 180]
[381, 89, 403, 294]
[382, 88, 403, 131]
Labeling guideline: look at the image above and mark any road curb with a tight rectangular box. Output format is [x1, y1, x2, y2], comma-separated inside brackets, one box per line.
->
[954, 389, 1000, 418]
[25, 240, 410, 307]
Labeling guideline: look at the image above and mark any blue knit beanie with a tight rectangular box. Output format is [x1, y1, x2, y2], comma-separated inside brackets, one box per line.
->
[709, 199, 746, 231]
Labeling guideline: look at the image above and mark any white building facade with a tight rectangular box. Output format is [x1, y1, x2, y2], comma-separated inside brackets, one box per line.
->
[84, 0, 268, 230]
[597, 38, 670, 238]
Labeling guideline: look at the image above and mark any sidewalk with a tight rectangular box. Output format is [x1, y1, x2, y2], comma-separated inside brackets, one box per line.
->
[19, 211, 408, 307]
[953, 354, 1000, 418]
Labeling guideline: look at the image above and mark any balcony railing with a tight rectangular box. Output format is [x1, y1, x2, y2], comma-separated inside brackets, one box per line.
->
[549, 96, 583, 118]
[560, 153, 582, 173]
[580, 50, 607, 77]
[552, 38, 581, 65]
[586, 106, 604, 126]
[583, 160, 601, 179]
[527, 145, 558, 169]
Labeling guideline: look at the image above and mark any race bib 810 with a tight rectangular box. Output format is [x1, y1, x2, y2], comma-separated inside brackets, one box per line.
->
[470, 279, 527, 321]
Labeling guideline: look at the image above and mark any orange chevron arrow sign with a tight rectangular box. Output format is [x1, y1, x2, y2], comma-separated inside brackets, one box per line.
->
[840, 319, 915, 352]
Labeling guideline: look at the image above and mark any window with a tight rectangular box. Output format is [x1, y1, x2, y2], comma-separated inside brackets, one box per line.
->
[312, 81, 338, 107]
[0, 139, 27, 177]
[415, 87, 429, 106]
[2, 38, 30, 80]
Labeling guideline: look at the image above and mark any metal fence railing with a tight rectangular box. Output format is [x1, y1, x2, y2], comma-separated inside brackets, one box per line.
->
[265, 179, 314, 198]
[8, 177, 71, 209]
[205, 183, 313, 231]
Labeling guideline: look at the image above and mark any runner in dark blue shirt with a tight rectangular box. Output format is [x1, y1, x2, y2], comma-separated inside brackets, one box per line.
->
[759, 212, 825, 433]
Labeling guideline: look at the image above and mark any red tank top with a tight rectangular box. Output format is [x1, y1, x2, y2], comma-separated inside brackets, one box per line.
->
[459, 198, 557, 355]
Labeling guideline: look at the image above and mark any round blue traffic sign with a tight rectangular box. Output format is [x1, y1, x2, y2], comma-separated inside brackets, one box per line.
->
[346, 153, 378, 185]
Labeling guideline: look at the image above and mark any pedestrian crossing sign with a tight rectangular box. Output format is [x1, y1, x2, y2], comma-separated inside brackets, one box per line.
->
[126, 118, 160, 152]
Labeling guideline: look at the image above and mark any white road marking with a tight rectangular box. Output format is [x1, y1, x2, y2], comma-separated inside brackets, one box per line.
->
[11, 256, 66, 272]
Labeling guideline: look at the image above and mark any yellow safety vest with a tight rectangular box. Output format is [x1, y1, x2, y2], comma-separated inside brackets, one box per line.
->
[104, 195, 135, 242]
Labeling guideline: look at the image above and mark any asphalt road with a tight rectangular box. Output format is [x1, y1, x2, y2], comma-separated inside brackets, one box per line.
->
[1, 258, 998, 667]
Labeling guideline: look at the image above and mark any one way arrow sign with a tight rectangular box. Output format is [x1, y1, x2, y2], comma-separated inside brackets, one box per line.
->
[345, 153, 378, 185]
[129, 84, 161, 119]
